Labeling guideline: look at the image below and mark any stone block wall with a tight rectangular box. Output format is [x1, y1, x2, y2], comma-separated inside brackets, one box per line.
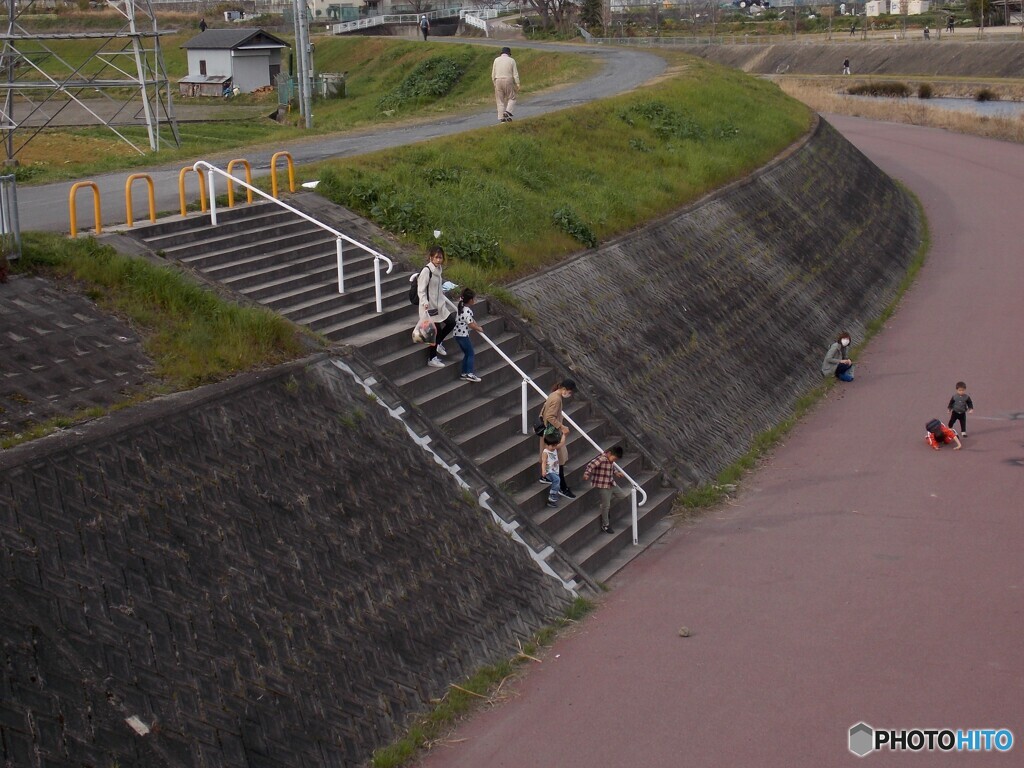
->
[510, 119, 920, 481]
[0, 357, 569, 766]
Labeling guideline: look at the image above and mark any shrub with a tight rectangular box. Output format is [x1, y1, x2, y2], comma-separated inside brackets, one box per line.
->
[377, 56, 466, 112]
[552, 207, 597, 248]
[975, 88, 998, 102]
[847, 81, 910, 98]
[438, 231, 510, 269]
[619, 100, 705, 141]
[917, 83, 933, 99]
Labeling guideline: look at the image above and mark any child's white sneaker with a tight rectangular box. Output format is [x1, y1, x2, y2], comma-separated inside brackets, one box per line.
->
[460, 373, 482, 382]
[427, 357, 445, 368]
[435, 343, 448, 357]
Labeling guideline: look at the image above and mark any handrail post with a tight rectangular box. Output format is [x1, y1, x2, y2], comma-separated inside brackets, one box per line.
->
[124, 173, 155, 227]
[206, 169, 218, 225]
[631, 487, 639, 545]
[336, 237, 344, 294]
[521, 379, 529, 435]
[373, 256, 382, 313]
[68, 182, 101, 238]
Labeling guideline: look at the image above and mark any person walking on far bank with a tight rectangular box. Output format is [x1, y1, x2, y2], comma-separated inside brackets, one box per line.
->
[843, 58, 851, 75]
[492, 46, 520, 124]
[419, 15, 430, 41]
[418, 246, 455, 369]
[199, 17, 208, 32]
[947, 14, 955, 33]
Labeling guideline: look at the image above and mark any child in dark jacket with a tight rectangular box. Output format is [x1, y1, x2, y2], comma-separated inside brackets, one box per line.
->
[947, 381, 974, 437]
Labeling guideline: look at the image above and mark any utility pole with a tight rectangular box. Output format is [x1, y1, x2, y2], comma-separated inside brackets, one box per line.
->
[297, 0, 312, 128]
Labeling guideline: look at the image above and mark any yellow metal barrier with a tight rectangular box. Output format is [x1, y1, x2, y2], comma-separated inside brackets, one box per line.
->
[68, 182, 101, 238]
[178, 166, 208, 216]
[124, 174, 156, 227]
[225, 158, 253, 207]
[270, 151, 296, 199]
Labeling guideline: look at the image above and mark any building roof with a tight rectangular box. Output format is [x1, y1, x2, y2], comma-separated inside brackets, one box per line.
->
[178, 74, 232, 84]
[181, 28, 289, 51]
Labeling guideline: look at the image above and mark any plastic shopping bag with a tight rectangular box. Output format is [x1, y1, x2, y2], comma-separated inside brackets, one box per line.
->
[412, 317, 437, 345]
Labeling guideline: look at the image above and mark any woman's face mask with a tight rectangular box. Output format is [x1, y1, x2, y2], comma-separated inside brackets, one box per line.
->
[841, 337, 850, 347]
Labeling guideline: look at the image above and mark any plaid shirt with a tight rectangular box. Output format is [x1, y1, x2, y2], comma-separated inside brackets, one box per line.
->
[583, 453, 619, 489]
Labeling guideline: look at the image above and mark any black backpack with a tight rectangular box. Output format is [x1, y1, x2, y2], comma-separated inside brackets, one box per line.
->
[925, 419, 944, 436]
[408, 267, 428, 306]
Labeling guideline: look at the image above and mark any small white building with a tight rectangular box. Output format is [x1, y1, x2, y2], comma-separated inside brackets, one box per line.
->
[865, 0, 887, 16]
[907, 0, 931, 14]
[181, 28, 289, 95]
[866, 0, 931, 14]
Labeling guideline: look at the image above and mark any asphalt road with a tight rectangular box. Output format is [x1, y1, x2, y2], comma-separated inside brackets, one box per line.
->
[18, 41, 666, 234]
[413, 116, 1024, 766]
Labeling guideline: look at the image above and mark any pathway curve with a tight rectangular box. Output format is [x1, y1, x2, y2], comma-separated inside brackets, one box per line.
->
[19, 41, 665, 234]
[414, 115, 1024, 766]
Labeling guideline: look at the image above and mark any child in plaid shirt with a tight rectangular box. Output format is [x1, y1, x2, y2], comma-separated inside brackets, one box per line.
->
[583, 446, 630, 534]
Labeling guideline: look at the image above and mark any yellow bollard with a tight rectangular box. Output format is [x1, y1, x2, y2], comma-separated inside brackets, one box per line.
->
[225, 159, 253, 207]
[68, 182, 102, 238]
[270, 151, 296, 199]
[178, 166, 208, 216]
[124, 174, 156, 227]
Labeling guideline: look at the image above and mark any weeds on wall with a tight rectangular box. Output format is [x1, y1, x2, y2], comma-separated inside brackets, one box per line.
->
[847, 81, 911, 98]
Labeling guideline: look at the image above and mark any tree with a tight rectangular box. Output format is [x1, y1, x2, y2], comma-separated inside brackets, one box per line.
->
[966, 0, 990, 24]
[580, 0, 603, 28]
[525, 0, 577, 30]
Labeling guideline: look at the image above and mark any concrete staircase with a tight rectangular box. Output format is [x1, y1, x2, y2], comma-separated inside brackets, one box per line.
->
[123, 197, 677, 585]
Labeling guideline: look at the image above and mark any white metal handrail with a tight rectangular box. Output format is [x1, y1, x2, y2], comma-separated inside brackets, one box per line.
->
[330, 7, 501, 34]
[442, 296, 648, 545]
[192, 161, 394, 313]
[463, 14, 490, 36]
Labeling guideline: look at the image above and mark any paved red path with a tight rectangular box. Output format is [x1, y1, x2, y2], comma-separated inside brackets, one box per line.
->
[417, 116, 1024, 766]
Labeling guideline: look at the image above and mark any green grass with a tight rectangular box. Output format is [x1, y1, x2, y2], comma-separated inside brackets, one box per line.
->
[370, 596, 593, 768]
[312, 57, 811, 287]
[676, 188, 930, 513]
[14, 37, 593, 184]
[15, 232, 309, 389]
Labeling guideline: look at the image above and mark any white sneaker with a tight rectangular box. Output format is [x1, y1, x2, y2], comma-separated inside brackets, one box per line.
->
[435, 343, 448, 357]
[460, 373, 482, 382]
[427, 357, 445, 368]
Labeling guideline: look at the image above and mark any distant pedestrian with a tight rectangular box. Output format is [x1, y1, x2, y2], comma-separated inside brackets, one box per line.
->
[947, 14, 955, 33]
[843, 58, 851, 75]
[849, 21, 856, 36]
[417, 246, 455, 369]
[492, 46, 520, 124]
[926, 419, 962, 451]
[542, 432, 566, 508]
[821, 331, 854, 381]
[584, 446, 630, 535]
[419, 15, 430, 41]
[537, 379, 577, 498]
[199, 17, 207, 32]
[947, 381, 975, 437]
[923, 25, 930, 40]
[454, 288, 484, 382]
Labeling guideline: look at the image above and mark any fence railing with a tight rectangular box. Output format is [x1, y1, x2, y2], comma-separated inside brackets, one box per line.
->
[442, 294, 648, 545]
[192, 160, 394, 313]
[329, 6, 500, 34]
[0, 174, 21, 263]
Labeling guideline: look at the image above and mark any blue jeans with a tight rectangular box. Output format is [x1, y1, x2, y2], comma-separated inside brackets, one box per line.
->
[456, 335, 474, 375]
[545, 470, 560, 503]
[836, 363, 854, 382]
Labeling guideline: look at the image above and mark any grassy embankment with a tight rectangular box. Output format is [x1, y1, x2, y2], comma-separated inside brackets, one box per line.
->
[4, 233, 308, 448]
[13, 36, 594, 184]
[776, 77, 1024, 145]
[312, 55, 811, 289]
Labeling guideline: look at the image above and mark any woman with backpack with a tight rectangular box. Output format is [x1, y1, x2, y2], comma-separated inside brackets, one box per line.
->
[417, 246, 455, 368]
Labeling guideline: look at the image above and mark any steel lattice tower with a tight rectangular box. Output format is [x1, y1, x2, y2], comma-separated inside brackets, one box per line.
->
[1, 0, 180, 163]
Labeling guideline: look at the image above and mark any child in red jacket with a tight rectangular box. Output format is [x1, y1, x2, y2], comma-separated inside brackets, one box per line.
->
[925, 419, 961, 451]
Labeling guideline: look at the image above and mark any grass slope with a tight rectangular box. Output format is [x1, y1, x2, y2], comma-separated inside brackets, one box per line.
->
[313, 56, 811, 286]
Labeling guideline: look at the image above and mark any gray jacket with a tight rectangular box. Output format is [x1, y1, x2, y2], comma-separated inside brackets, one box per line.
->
[821, 341, 847, 376]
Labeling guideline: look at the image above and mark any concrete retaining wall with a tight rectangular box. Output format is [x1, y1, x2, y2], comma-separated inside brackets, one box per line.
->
[0, 356, 569, 766]
[510, 118, 921, 481]
[675, 39, 1024, 77]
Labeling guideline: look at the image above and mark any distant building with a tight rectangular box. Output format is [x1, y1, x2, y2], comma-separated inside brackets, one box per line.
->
[866, 0, 931, 15]
[180, 28, 289, 96]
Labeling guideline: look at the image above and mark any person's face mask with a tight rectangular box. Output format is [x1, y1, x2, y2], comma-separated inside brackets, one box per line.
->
[841, 337, 850, 346]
